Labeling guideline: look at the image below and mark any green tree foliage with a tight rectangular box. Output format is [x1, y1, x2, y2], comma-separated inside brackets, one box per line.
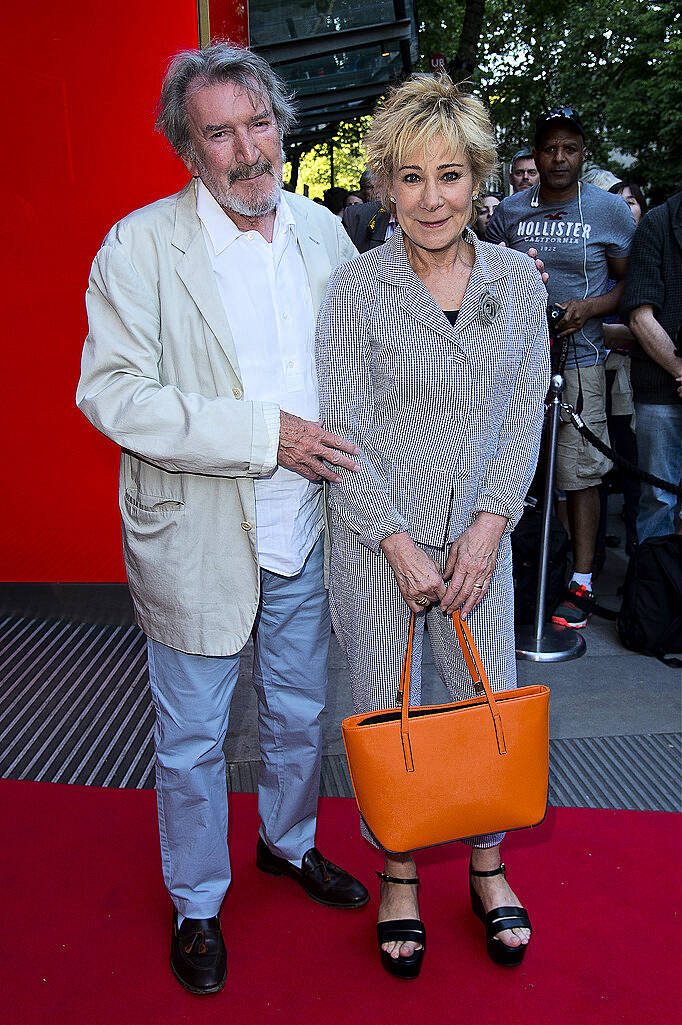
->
[418, 0, 682, 202]
[285, 118, 370, 199]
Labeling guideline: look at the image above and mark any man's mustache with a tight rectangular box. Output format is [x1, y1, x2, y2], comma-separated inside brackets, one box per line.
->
[227, 160, 274, 186]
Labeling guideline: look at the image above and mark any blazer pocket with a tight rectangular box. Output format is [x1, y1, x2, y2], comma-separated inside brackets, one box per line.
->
[124, 489, 185, 522]
[395, 467, 454, 547]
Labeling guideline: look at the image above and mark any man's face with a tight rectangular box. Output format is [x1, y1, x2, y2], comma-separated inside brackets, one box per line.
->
[510, 157, 539, 192]
[533, 127, 586, 194]
[182, 79, 283, 218]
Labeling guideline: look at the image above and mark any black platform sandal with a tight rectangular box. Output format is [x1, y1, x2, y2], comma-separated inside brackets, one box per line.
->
[469, 862, 532, 967]
[376, 872, 426, 980]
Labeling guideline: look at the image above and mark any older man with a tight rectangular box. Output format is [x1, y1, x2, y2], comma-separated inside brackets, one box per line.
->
[77, 43, 368, 996]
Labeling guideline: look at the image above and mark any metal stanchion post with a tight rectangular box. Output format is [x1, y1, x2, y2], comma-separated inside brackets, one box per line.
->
[516, 373, 586, 662]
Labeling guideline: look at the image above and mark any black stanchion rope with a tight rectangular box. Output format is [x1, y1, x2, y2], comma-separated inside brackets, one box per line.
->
[565, 407, 682, 498]
[553, 404, 681, 621]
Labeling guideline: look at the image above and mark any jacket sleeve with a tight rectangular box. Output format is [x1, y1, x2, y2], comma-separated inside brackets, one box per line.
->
[620, 210, 665, 320]
[76, 238, 279, 478]
[316, 266, 409, 551]
[485, 203, 508, 245]
[473, 272, 550, 532]
[336, 210, 360, 261]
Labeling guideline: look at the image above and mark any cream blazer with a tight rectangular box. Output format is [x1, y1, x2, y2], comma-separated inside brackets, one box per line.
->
[77, 184, 357, 655]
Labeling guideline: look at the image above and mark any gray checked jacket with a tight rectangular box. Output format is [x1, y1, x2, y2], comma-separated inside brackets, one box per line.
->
[316, 226, 550, 552]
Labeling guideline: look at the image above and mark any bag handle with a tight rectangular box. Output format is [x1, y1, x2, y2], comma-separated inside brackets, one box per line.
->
[397, 611, 507, 773]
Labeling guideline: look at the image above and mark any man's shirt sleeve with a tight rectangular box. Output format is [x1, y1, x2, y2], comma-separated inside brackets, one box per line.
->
[606, 197, 637, 259]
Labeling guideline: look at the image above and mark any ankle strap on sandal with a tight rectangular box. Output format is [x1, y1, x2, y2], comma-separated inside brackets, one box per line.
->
[377, 871, 420, 885]
[470, 862, 506, 878]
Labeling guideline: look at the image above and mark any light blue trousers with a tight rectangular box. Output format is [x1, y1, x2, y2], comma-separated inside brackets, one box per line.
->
[635, 402, 682, 541]
[146, 534, 329, 919]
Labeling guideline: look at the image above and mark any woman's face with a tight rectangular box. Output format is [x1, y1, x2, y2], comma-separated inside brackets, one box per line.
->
[390, 138, 478, 253]
[475, 195, 500, 235]
[619, 186, 642, 225]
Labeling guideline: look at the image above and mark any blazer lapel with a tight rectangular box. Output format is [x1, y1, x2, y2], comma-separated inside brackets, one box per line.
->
[172, 184, 243, 383]
[377, 230, 464, 349]
[455, 230, 509, 335]
[286, 197, 330, 314]
[454, 261, 488, 335]
[367, 207, 390, 246]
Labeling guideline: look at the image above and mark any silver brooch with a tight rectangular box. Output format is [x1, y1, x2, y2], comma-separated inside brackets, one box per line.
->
[478, 291, 500, 326]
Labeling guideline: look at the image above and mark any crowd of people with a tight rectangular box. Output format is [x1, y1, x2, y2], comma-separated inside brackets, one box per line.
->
[76, 40, 681, 996]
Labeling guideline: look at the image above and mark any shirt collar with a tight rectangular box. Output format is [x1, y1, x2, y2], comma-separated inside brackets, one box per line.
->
[195, 178, 293, 254]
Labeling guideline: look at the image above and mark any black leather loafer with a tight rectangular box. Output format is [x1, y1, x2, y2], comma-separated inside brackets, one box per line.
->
[170, 911, 227, 995]
[256, 837, 369, 909]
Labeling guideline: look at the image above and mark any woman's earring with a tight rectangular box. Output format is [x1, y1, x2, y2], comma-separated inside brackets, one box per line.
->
[389, 196, 396, 202]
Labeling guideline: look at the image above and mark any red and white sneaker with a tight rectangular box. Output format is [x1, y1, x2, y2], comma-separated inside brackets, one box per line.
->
[551, 580, 593, 629]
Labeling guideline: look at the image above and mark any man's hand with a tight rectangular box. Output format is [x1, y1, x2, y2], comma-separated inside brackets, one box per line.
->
[380, 532, 447, 613]
[677, 376, 682, 399]
[277, 411, 360, 482]
[440, 512, 507, 617]
[527, 248, 549, 286]
[555, 298, 594, 337]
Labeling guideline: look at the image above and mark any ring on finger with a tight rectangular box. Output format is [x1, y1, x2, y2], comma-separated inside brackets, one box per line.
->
[472, 583, 484, 590]
[415, 596, 429, 606]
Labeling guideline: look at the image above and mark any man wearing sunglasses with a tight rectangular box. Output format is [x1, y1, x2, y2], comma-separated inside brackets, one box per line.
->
[487, 108, 635, 628]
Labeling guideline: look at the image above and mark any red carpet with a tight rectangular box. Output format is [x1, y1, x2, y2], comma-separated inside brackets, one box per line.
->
[2, 780, 679, 1025]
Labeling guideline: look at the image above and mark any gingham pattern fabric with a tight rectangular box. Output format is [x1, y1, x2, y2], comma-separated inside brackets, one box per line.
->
[329, 531, 513, 849]
[316, 226, 550, 554]
[316, 226, 550, 851]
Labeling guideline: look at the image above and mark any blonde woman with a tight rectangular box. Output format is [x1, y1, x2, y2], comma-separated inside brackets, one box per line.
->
[316, 75, 550, 978]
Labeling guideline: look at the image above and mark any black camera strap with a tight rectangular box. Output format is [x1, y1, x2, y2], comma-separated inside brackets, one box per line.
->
[571, 337, 584, 416]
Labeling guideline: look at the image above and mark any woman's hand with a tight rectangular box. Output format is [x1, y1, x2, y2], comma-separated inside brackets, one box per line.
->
[441, 513, 507, 617]
[380, 532, 447, 613]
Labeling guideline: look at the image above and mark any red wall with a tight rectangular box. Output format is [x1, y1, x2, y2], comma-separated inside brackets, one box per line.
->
[1, 2, 247, 581]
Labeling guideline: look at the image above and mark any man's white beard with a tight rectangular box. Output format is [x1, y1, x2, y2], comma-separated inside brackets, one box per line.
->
[197, 157, 281, 217]
[222, 183, 280, 217]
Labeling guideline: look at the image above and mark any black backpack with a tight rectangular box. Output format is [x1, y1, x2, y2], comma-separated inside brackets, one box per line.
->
[617, 534, 682, 667]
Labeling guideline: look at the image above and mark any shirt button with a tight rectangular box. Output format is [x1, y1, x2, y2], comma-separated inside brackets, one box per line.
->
[282, 311, 288, 320]
[287, 360, 295, 368]
[240, 521, 252, 531]
[232, 386, 243, 399]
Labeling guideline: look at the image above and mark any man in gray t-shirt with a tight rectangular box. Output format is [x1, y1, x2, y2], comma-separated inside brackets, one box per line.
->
[487, 108, 635, 626]
[488, 163, 634, 367]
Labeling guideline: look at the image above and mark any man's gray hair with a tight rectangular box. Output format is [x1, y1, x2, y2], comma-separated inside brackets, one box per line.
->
[156, 42, 296, 156]
[510, 148, 532, 170]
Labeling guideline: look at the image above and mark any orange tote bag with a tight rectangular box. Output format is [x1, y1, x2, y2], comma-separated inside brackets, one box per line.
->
[342, 611, 549, 853]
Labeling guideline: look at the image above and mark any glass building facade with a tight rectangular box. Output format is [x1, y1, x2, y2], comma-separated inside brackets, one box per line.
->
[249, 0, 418, 145]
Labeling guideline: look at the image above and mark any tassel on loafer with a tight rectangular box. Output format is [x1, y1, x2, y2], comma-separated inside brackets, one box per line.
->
[469, 862, 532, 967]
[376, 872, 426, 980]
[170, 911, 227, 994]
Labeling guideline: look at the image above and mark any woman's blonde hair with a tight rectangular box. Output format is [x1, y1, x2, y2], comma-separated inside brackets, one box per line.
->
[365, 74, 498, 207]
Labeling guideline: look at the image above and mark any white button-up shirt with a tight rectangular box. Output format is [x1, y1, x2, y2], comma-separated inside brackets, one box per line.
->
[196, 180, 323, 576]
